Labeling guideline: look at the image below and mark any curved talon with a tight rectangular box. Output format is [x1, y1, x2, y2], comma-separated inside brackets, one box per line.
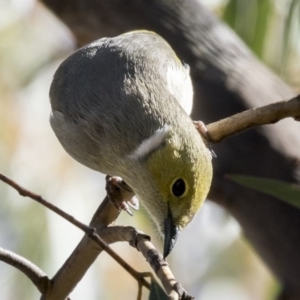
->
[209, 145, 217, 158]
[193, 121, 208, 138]
[105, 175, 136, 216]
[193, 121, 217, 158]
[124, 205, 133, 216]
[112, 200, 134, 216]
[111, 176, 133, 193]
[128, 196, 139, 210]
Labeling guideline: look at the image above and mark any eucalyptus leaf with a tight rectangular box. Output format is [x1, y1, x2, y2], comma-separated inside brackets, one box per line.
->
[282, 0, 300, 65]
[222, 0, 271, 59]
[227, 175, 300, 209]
[149, 279, 168, 300]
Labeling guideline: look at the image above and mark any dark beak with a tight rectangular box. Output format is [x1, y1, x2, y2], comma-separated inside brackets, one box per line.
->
[163, 207, 179, 259]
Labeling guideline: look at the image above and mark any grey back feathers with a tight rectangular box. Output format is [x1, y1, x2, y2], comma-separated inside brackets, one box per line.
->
[50, 31, 194, 176]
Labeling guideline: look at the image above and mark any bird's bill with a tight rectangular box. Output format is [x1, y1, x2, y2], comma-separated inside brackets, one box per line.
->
[163, 207, 179, 258]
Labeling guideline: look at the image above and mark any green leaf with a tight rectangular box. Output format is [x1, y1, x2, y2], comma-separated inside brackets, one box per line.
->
[149, 279, 168, 300]
[223, 0, 238, 29]
[222, 0, 271, 59]
[282, 0, 300, 68]
[227, 175, 300, 209]
[251, 0, 271, 58]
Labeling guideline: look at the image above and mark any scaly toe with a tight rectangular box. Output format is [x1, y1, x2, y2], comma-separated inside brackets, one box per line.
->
[105, 175, 136, 215]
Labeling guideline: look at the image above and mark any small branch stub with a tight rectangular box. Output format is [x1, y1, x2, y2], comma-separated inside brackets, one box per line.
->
[205, 94, 300, 143]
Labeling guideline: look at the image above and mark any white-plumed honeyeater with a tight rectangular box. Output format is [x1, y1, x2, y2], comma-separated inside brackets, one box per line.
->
[49, 31, 213, 258]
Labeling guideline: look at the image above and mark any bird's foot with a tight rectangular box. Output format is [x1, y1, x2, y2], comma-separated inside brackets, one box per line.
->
[193, 121, 217, 158]
[105, 175, 139, 216]
[193, 120, 209, 138]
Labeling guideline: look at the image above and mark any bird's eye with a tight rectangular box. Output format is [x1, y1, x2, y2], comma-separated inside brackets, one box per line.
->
[171, 178, 186, 197]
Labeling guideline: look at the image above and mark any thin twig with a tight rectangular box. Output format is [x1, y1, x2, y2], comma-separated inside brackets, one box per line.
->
[206, 94, 300, 143]
[100, 226, 194, 299]
[0, 247, 49, 293]
[0, 173, 91, 234]
[0, 173, 151, 299]
[49, 208, 151, 299]
[90, 232, 151, 290]
[137, 281, 143, 300]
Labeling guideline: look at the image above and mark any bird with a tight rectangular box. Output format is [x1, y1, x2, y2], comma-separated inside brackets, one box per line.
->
[49, 31, 213, 258]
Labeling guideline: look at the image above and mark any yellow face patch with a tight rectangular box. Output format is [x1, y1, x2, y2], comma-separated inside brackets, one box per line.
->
[146, 134, 212, 229]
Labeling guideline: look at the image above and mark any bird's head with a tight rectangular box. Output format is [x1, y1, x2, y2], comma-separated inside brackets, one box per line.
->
[128, 123, 213, 258]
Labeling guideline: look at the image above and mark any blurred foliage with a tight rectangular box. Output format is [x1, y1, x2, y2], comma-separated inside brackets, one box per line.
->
[222, 0, 300, 86]
[223, 0, 271, 58]
[149, 279, 168, 300]
[228, 175, 300, 209]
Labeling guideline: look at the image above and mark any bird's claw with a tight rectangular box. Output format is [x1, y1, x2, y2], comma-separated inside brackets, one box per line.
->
[193, 121, 217, 158]
[128, 196, 139, 210]
[193, 120, 208, 138]
[113, 200, 133, 216]
[105, 175, 139, 216]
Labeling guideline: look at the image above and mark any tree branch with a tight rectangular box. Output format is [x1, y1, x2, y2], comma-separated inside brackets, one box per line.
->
[0, 173, 92, 234]
[0, 247, 49, 294]
[101, 226, 193, 299]
[206, 94, 300, 143]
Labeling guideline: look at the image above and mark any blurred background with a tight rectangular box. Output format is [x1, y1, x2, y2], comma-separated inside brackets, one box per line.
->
[0, 0, 299, 299]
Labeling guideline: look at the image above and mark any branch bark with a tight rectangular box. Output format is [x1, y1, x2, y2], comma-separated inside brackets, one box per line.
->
[0, 247, 49, 294]
[206, 94, 300, 143]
